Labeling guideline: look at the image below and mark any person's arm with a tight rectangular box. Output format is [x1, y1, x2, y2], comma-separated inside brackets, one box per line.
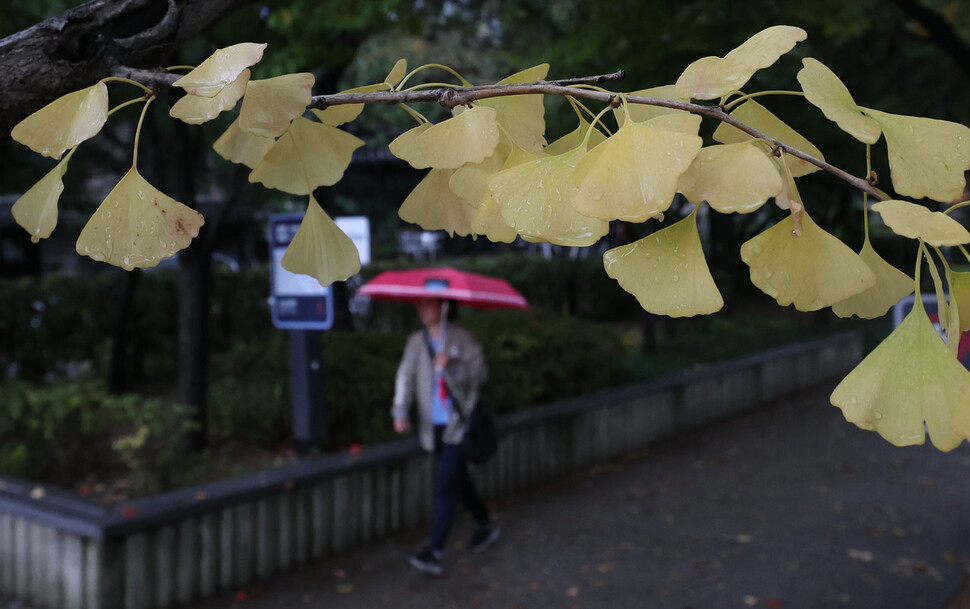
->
[392, 334, 419, 433]
[443, 328, 487, 395]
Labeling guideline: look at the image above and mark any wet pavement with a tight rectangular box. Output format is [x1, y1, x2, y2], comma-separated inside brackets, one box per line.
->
[192, 382, 970, 609]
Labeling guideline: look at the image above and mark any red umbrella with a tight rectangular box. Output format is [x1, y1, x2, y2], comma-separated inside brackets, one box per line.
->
[357, 267, 529, 310]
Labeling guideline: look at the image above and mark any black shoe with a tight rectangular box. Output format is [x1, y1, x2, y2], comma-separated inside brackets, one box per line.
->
[469, 524, 500, 553]
[408, 546, 443, 575]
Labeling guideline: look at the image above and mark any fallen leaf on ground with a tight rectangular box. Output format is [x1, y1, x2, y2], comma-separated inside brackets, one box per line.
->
[848, 548, 874, 562]
[337, 583, 355, 594]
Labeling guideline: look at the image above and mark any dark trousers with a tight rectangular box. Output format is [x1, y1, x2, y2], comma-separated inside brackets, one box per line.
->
[430, 425, 490, 552]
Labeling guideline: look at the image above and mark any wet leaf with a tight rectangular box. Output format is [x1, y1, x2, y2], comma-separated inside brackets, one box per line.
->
[390, 106, 500, 169]
[572, 114, 703, 222]
[448, 142, 511, 207]
[173, 42, 266, 97]
[170, 69, 250, 125]
[384, 58, 408, 88]
[76, 169, 204, 270]
[831, 300, 970, 450]
[398, 169, 476, 237]
[488, 146, 609, 246]
[832, 239, 914, 319]
[675, 26, 807, 100]
[872, 200, 970, 246]
[797, 58, 880, 144]
[470, 145, 537, 243]
[713, 100, 824, 178]
[238, 73, 315, 138]
[281, 195, 361, 286]
[477, 64, 549, 151]
[740, 210, 875, 311]
[249, 117, 364, 195]
[678, 142, 783, 213]
[544, 114, 608, 155]
[12, 155, 70, 242]
[212, 119, 275, 169]
[863, 109, 970, 202]
[12, 83, 108, 159]
[615, 85, 686, 126]
[604, 207, 723, 317]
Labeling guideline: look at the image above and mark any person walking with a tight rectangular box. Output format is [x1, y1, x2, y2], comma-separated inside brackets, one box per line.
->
[392, 297, 500, 575]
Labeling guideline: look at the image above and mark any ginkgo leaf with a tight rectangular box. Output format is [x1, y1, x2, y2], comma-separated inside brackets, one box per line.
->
[832, 239, 914, 319]
[281, 195, 360, 286]
[170, 69, 250, 125]
[488, 146, 609, 246]
[831, 300, 970, 450]
[75, 169, 204, 270]
[740, 210, 875, 311]
[384, 59, 408, 88]
[615, 85, 686, 127]
[678, 143, 783, 213]
[212, 119, 275, 169]
[572, 114, 703, 222]
[950, 271, 970, 332]
[544, 114, 608, 155]
[311, 83, 387, 127]
[399, 169, 476, 237]
[872, 200, 970, 246]
[173, 42, 266, 97]
[250, 117, 364, 195]
[477, 64, 549, 152]
[797, 58, 881, 144]
[388, 123, 433, 169]
[390, 106, 500, 169]
[863, 109, 970, 202]
[11, 83, 108, 160]
[713, 100, 824, 177]
[604, 206, 723, 317]
[448, 142, 511, 207]
[11, 156, 70, 243]
[675, 26, 807, 100]
[238, 73, 315, 138]
[472, 195, 519, 243]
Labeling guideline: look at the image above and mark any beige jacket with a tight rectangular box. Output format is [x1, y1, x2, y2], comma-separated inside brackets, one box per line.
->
[392, 324, 487, 452]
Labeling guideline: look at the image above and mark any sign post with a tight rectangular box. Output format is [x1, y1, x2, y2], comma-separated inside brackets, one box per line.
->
[268, 213, 333, 454]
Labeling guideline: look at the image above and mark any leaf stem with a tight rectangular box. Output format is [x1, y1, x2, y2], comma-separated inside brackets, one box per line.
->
[397, 64, 471, 91]
[107, 97, 147, 118]
[131, 95, 155, 168]
[164, 65, 196, 72]
[724, 90, 805, 112]
[945, 199, 970, 215]
[100, 77, 154, 94]
[402, 82, 463, 92]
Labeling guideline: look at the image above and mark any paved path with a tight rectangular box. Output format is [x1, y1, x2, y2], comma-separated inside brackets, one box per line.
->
[192, 383, 970, 609]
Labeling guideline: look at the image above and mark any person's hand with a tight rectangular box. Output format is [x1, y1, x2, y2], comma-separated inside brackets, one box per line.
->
[434, 352, 450, 371]
[394, 417, 410, 434]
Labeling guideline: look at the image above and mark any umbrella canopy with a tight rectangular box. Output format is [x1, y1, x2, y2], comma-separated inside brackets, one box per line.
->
[357, 267, 529, 310]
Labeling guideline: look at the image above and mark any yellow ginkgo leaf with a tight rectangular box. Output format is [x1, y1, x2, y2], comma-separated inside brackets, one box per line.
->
[615, 85, 686, 127]
[281, 196, 360, 287]
[863, 109, 970, 202]
[713, 100, 824, 178]
[311, 83, 387, 127]
[545, 114, 607, 156]
[675, 26, 807, 101]
[477, 64, 549, 152]
[797, 58, 881, 145]
[472, 194, 519, 243]
[75, 169, 204, 270]
[488, 146, 609, 246]
[872, 200, 970, 246]
[950, 271, 970, 332]
[399, 169, 476, 237]
[448, 142, 511, 207]
[678, 143, 783, 213]
[173, 42, 266, 97]
[391, 106, 500, 169]
[11, 156, 70, 243]
[832, 239, 914, 319]
[604, 206, 723, 317]
[572, 115, 703, 222]
[239, 73, 315, 138]
[12, 83, 109, 160]
[250, 117, 364, 195]
[740, 210, 875, 311]
[212, 119, 275, 169]
[384, 59, 408, 88]
[830, 300, 970, 451]
[170, 69, 250, 125]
